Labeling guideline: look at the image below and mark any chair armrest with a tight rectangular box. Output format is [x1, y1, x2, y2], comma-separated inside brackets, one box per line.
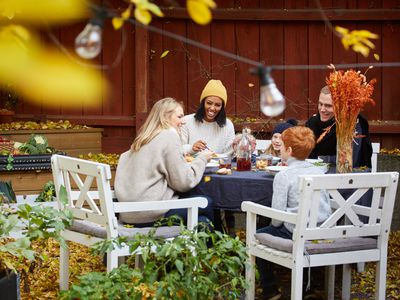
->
[113, 197, 208, 213]
[241, 201, 297, 224]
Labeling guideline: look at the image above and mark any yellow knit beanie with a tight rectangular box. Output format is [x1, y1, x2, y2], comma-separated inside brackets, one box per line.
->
[200, 79, 227, 105]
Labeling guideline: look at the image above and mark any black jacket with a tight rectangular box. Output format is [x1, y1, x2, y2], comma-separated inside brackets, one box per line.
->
[305, 114, 372, 168]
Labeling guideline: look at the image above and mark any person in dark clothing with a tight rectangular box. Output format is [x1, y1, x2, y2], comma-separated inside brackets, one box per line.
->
[305, 86, 373, 168]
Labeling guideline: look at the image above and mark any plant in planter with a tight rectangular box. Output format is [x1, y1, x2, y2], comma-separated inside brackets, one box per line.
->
[0, 84, 18, 124]
[35, 181, 56, 203]
[60, 222, 249, 300]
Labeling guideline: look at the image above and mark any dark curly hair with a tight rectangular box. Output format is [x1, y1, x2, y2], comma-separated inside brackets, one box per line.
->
[194, 99, 227, 127]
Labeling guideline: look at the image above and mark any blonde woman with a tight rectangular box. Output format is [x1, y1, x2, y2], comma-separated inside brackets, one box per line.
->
[115, 97, 214, 226]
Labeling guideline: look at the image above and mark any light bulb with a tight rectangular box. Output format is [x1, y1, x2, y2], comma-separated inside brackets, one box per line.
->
[260, 81, 285, 117]
[75, 23, 102, 59]
[256, 66, 285, 117]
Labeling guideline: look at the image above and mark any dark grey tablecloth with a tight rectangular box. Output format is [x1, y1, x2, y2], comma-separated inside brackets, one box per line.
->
[188, 166, 372, 213]
[189, 167, 274, 211]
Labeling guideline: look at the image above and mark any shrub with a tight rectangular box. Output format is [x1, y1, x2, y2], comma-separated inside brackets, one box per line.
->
[60, 224, 248, 300]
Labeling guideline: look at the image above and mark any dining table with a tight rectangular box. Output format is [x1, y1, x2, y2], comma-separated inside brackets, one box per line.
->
[189, 166, 275, 211]
[188, 164, 372, 214]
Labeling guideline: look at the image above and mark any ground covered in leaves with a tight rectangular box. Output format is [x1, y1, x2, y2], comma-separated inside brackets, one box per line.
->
[12, 231, 400, 299]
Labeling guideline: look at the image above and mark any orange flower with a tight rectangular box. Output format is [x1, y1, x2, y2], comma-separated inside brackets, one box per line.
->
[326, 67, 375, 172]
[327, 68, 375, 136]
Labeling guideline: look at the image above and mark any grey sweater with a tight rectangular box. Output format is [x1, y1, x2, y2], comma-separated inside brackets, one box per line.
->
[271, 158, 332, 232]
[115, 128, 207, 224]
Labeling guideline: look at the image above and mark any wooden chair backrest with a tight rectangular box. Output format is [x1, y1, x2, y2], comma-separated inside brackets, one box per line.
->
[51, 155, 118, 234]
[371, 142, 380, 173]
[255, 139, 271, 153]
[294, 172, 398, 242]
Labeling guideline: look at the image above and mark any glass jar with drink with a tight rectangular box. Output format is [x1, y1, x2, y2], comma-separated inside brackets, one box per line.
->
[219, 154, 232, 169]
[236, 128, 252, 171]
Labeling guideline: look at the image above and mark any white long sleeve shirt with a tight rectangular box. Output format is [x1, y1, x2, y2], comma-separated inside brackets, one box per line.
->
[180, 114, 235, 156]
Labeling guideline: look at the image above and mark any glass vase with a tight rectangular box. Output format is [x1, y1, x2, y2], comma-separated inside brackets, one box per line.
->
[336, 133, 353, 173]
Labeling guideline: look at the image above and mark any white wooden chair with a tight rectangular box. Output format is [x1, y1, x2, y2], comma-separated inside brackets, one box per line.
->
[51, 154, 207, 290]
[371, 142, 380, 173]
[254, 139, 271, 154]
[242, 172, 398, 300]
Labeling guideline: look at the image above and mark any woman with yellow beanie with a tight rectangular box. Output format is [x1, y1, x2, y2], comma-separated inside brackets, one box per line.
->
[181, 79, 235, 156]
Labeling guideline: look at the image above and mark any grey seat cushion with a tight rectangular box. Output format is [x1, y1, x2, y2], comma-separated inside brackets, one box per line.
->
[254, 233, 377, 254]
[70, 219, 181, 239]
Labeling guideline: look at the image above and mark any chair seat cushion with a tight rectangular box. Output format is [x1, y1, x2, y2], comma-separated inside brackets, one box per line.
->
[70, 219, 181, 239]
[254, 233, 377, 254]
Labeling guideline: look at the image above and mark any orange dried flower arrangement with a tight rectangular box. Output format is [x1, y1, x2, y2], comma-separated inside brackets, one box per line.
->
[327, 66, 376, 173]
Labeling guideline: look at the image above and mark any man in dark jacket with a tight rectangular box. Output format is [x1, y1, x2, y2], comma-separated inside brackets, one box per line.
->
[306, 86, 373, 168]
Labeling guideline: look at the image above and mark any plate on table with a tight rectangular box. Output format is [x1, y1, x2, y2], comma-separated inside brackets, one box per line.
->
[266, 165, 288, 174]
[305, 158, 323, 164]
[206, 161, 219, 168]
[211, 153, 228, 160]
[312, 162, 329, 173]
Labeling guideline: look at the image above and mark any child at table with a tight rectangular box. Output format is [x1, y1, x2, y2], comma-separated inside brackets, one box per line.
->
[265, 119, 298, 158]
[256, 126, 331, 299]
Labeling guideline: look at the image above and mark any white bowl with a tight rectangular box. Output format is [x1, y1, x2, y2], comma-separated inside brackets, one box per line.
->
[266, 165, 288, 174]
[305, 158, 323, 163]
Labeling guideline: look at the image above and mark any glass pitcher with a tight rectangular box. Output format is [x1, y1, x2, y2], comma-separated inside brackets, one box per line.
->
[236, 128, 252, 171]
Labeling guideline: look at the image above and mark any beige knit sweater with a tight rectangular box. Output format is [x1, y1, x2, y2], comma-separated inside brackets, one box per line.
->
[115, 128, 207, 224]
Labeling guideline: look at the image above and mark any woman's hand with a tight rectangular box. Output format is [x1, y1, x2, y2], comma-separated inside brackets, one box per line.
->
[192, 140, 207, 152]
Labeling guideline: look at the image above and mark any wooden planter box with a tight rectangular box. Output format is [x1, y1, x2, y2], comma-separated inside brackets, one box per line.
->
[377, 154, 400, 231]
[0, 128, 103, 157]
[0, 169, 116, 196]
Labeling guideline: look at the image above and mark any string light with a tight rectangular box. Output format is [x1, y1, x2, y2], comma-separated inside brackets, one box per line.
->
[251, 66, 285, 117]
[75, 8, 107, 59]
[73, 3, 400, 118]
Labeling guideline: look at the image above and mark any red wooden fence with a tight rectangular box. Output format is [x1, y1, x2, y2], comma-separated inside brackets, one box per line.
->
[10, 0, 400, 153]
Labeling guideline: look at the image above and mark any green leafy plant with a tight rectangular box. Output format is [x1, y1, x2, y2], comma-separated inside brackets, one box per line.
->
[0, 186, 72, 275]
[6, 154, 13, 170]
[60, 223, 248, 300]
[17, 134, 55, 155]
[35, 181, 56, 202]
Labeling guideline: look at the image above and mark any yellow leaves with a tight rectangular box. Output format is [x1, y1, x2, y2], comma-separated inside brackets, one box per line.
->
[160, 50, 169, 58]
[113, 0, 216, 27]
[373, 53, 380, 61]
[21, 51, 107, 108]
[335, 26, 379, 58]
[134, 7, 152, 25]
[0, 25, 108, 109]
[112, 18, 124, 30]
[127, 0, 164, 25]
[187, 0, 216, 25]
[112, 5, 132, 30]
[0, 0, 89, 25]
[112, 1, 165, 27]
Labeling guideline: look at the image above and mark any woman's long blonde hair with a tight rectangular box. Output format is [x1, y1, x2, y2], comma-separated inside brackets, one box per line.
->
[131, 97, 182, 152]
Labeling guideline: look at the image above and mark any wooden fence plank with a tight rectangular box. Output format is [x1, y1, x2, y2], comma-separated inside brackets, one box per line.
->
[163, 20, 188, 104]
[149, 19, 164, 106]
[186, 22, 211, 113]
